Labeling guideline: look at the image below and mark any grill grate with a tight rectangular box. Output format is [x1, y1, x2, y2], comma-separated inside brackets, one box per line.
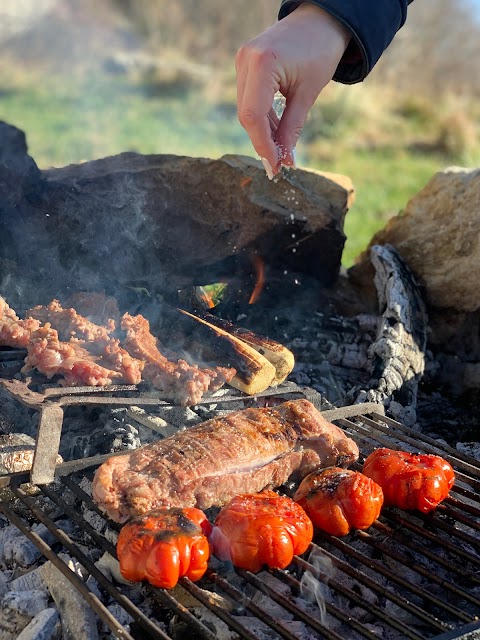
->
[0, 402, 479, 640]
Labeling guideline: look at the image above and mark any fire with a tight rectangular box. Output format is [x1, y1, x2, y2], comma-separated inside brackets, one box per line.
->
[195, 287, 216, 309]
[248, 255, 265, 305]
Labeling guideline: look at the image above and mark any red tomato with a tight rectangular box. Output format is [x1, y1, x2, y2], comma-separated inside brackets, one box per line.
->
[363, 448, 455, 513]
[117, 507, 212, 589]
[210, 490, 313, 573]
[293, 467, 384, 536]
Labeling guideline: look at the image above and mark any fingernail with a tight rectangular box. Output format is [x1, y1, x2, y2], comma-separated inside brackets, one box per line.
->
[260, 157, 274, 180]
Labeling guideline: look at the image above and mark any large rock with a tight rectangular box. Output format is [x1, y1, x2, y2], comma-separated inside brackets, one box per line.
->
[354, 167, 480, 312]
[0, 122, 354, 309]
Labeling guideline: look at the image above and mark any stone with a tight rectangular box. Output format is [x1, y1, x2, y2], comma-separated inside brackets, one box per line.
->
[0, 119, 354, 309]
[354, 167, 480, 312]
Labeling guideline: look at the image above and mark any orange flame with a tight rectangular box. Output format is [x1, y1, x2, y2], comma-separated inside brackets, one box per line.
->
[196, 287, 215, 309]
[248, 255, 265, 305]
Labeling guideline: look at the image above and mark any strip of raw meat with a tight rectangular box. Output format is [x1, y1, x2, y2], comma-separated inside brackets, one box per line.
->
[92, 399, 359, 523]
[0, 296, 40, 349]
[22, 324, 143, 386]
[121, 313, 235, 406]
[27, 299, 115, 342]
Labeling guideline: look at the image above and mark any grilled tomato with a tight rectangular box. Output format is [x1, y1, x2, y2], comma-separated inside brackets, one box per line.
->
[117, 507, 212, 589]
[293, 467, 384, 536]
[363, 448, 455, 513]
[210, 490, 313, 573]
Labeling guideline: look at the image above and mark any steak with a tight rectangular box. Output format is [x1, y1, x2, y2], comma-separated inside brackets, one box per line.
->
[92, 399, 359, 523]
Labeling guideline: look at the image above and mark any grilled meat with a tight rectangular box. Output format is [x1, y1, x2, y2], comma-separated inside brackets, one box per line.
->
[27, 299, 115, 342]
[0, 296, 40, 349]
[121, 313, 235, 406]
[22, 324, 143, 386]
[92, 399, 359, 523]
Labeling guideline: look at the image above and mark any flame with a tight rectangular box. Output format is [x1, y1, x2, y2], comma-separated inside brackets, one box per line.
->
[195, 287, 215, 309]
[248, 255, 265, 305]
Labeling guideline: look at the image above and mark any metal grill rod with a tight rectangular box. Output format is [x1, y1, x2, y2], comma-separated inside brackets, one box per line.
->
[53, 476, 293, 640]
[0, 501, 138, 640]
[292, 555, 427, 640]
[349, 414, 480, 483]
[38, 482, 220, 640]
[381, 509, 480, 571]
[9, 484, 173, 640]
[236, 568, 363, 640]
[305, 540, 452, 632]
[316, 530, 471, 623]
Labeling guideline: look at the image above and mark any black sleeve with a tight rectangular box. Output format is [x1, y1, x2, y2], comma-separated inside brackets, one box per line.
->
[278, 0, 411, 84]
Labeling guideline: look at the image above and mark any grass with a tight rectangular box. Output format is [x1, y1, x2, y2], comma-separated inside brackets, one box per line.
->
[0, 69, 476, 268]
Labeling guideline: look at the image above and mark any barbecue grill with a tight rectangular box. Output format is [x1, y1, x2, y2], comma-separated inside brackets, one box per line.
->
[0, 348, 479, 640]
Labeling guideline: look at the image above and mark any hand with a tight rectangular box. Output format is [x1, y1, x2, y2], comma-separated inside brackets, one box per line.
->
[235, 3, 351, 176]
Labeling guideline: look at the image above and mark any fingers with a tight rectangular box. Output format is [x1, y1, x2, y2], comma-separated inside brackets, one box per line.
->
[236, 48, 280, 171]
[275, 90, 316, 167]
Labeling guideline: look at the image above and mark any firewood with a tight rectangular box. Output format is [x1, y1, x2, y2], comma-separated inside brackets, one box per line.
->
[197, 311, 295, 385]
[154, 306, 276, 395]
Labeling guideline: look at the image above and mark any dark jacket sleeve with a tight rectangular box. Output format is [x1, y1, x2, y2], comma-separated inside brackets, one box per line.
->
[278, 0, 412, 84]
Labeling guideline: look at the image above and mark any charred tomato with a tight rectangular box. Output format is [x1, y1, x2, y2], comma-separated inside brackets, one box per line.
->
[293, 467, 384, 536]
[363, 448, 455, 513]
[210, 490, 313, 573]
[117, 507, 211, 589]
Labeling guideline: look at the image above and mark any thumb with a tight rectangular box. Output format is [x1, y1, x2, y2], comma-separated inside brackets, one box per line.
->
[274, 92, 315, 166]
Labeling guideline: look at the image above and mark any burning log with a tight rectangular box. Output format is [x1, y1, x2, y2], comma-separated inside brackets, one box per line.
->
[158, 307, 278, 395]
[196, 311, 295, 385]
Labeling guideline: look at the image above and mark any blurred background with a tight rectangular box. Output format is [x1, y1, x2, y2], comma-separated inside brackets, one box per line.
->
[0, 0, 479, 266]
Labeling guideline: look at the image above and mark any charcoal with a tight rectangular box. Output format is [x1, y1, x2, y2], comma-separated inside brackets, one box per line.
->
[42, 558, 99, 640]
[15, 608, 60, 640]
[9, 566, 47, 593]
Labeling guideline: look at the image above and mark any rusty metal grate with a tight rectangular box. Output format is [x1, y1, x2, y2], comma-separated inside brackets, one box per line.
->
[0, 401, 479, 640]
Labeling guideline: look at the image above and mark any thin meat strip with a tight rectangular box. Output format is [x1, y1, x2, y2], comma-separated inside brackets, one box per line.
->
[27, 299, 115, 342]
[22, 324, 143, 386]
[121, 313, 235, 406]
[0, 296, 41, 349]
[92, 398, 359, 523]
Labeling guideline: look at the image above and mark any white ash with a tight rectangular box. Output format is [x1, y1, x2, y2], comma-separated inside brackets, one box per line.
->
[1, 522, 59, 568]
[104, 602, 133, 632]
[9, 565, 47, 593]
[0, 568, 10, 597]
[95, 551, 132, 586]
[15, 607, 60, 640]
[235, 615, 317, 640]
[183, 609, 234, 640]
[456, 441, 480, 460]
[42, 557, 100, 640]
[0, 602, 32, 638]
[2, 588, 49, 617]
[85, 574, 103, 601]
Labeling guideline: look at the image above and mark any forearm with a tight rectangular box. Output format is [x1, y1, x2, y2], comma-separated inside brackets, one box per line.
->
[278, 0, 411, 84]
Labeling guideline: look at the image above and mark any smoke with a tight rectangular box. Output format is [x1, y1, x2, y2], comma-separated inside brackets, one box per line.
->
[299, 547, 336, 625]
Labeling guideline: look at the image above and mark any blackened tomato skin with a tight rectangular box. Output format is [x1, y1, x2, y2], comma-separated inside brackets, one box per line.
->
[117, 507, 211, 589]
[294, 467, 384, 536]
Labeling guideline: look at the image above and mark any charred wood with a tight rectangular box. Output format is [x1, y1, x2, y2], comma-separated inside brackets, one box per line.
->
[354, 245, 427, 425]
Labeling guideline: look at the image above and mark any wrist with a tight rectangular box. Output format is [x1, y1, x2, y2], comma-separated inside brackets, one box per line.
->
[289, 2, 351, 52]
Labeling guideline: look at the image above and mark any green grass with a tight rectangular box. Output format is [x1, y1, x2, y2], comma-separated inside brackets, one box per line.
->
[320, 149, 442, 266]
[0, 72, 465, 268]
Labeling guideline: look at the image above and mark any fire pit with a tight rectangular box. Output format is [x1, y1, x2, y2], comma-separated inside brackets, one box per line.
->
[0, 121, 479, 639]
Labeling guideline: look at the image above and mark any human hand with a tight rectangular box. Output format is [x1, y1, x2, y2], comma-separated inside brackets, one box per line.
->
[235, 3, 351, 177]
